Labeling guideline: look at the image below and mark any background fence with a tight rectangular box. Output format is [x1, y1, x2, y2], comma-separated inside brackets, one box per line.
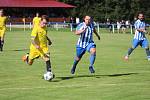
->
[6, 22, 150, 34]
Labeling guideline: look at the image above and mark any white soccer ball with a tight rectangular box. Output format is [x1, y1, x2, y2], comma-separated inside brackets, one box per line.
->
[44, 72, 54, 81]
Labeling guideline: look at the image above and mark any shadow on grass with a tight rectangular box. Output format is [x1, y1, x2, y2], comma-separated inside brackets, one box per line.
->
[4, 48, 29, 52]
[51, 72, 138, 82]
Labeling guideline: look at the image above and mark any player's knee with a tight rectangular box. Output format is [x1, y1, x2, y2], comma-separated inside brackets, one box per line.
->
[0, 36, 4, 40]
[75, 57, 80, 61]
[43, 56, 50, 62]
[42, 53, 50, 61]
[90, 48, 96, 55]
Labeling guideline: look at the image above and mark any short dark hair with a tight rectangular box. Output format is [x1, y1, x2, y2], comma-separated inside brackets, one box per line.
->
[0, 9, 3, 12]
[41, 15, 48, 21]
[137, 12, 144, 17]
[83, 15, 91, 22]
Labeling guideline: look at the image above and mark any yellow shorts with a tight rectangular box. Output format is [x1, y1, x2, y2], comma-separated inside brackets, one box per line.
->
[29, 47, 49, 60]
[0, 27, 6, 37]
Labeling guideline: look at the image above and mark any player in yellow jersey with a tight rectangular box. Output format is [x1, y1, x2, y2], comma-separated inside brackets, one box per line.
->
[22, 15, 54, 80]
[32, 13, 41, 28]
[0, 9, 7, 51]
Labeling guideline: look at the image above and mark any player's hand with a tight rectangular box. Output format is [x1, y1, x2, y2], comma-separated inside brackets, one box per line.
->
[48, 41, 52, 45]
[81, 27, 87, 33]
[84, 26, 88, 30]
[35, 45, 40, 49]
[97, 36, 100, 40]
[143, 30, 147, 33]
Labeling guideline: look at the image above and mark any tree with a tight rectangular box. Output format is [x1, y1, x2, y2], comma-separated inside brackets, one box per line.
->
[59, 0, 150, 22]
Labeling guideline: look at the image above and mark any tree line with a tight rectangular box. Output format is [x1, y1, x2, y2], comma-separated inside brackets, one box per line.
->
[59, 0, 150, 22]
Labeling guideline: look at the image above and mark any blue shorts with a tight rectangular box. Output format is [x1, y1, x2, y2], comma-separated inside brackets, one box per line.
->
[132, 39, 149, 49]
[76, 43, 96, 58]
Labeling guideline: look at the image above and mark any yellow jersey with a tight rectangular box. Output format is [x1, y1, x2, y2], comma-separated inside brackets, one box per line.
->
[33, 17, 41, 28]
[30, 26, 48, 49]
[0, 16, 7, 28]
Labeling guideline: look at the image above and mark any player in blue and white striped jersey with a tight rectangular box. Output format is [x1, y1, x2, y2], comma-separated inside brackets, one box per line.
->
[124, 13, 150, 61]
[71, 16, 100, 74]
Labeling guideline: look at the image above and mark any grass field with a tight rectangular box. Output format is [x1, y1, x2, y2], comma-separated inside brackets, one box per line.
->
[0, 28, 150, 100]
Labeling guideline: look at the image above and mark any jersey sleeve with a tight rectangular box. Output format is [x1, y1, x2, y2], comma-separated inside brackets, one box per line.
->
[32, 18, 35, 24]
[31, 28, 38, 38]
[4, 17, 7, 22]
[134, 21, 140, 29]
[76, 23, 86, 31]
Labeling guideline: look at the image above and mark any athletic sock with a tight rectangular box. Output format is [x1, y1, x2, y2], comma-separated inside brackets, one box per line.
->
[46, 60, 51, 72]
[0, 40, 4, 51]
[145, 48, 150, 59]
[0, 40, 2, 51]
[127, 48, 134, 56]
[26, 55, 29, 63]
[72, 59, 79, 69]
[90, 53, 96, 67]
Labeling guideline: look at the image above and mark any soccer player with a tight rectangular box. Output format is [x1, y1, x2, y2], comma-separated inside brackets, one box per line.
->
[124, 13, 150, 61]
[32, 12, 41, 28]
[71, 15, 100, 74]
[0, 9, 7, 51]
[22, 15, 54, 80]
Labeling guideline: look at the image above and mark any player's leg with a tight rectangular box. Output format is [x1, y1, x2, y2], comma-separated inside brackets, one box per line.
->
[0, 37, 1, 51]
[125, 48, 134, 60]
[42, 53, 55, 80]
[0, 28, 5, 51]
[123, 27, 126, 34]
[71, 47, 85, 74]
[117, 27, 120, 34]
[142, 39, 150, 60]
[0, 37, 4, 51]
[145, 48, 150, 61]
[22, 53, 34, 65]
[22, 48, 39, 65]
[41, 47, 53, 73]
[42, 53, 52, 72]
[40, 47, 55, 80]
[0, 30, 2, 51]
[124, 39, 139, 60]
[87, 43, 96, 73]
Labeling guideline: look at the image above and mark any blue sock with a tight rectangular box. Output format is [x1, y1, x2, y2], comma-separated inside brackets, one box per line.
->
[145, 48, 150, 58]
[72, 59, 79, 69]
[90, 53, 96, 67]
[127, 48, 134, 56]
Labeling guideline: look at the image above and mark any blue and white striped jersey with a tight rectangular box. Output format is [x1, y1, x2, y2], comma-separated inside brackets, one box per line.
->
[76, 22, 94, 48]
[134, 19, 146, 40]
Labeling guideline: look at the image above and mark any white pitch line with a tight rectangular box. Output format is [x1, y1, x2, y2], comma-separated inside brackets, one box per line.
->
[0, 84, 117, 91]
[1, 82, 149, 91]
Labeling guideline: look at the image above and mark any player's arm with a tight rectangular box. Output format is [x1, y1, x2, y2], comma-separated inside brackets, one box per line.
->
[75, 28, 87, 35]
[75, 24, 87, 35]
[31, 29, 40, 49]
[31, 36, 40, 49]
[136, 28, 146, 33]
[3, 16, 8, 25]
[32, 18, 35, 27]
[93, 28, 100, 40]
[5, 16, 8, 23]
[135, 22, 146, 33]
[46, 36, 52, 45]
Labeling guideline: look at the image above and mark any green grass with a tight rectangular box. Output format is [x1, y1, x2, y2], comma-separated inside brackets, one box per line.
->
[0, 28, 150, 100]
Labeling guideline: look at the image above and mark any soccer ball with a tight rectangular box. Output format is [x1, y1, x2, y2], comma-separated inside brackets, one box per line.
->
[44, 72, 54, 81]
